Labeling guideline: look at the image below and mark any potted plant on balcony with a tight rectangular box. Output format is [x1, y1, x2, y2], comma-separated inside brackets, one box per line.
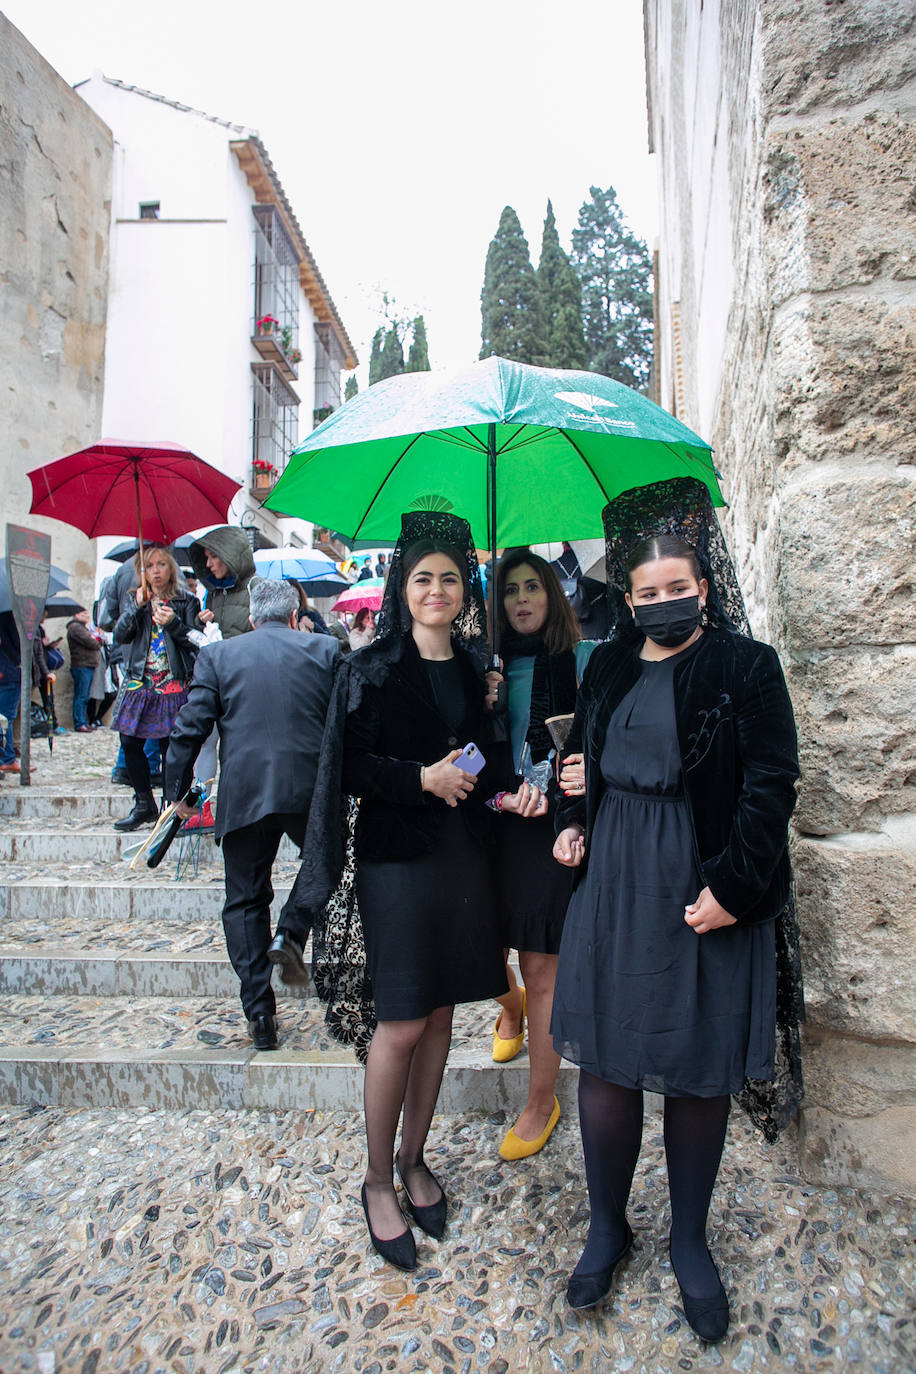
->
[280, 324, 293, 355]
[313, 403, 335, 426]
[252, 458, 277, 490]
[288, 347, 302, 365]
[256, 314, 279, 337]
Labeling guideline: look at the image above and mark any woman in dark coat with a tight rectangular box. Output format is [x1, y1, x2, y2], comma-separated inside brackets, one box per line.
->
[289, 512, 507, 1273]
[551, 478, 801, 1340]
[111, 545, 198, 831]
[487, 549, 597, 1161]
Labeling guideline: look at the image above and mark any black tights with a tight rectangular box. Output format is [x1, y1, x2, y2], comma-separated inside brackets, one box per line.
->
[575, 1070, 730, 1298]
[121, 733, 167, 796]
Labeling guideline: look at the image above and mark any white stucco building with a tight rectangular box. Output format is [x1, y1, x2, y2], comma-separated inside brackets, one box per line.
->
[75, 73, 357, 564]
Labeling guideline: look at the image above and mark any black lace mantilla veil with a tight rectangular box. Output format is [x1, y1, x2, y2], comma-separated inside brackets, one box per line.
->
[290, 510, 489, 1061]
[602, 478, 805, 1142]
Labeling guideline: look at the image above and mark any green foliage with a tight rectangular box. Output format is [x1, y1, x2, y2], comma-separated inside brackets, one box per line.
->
[344, 374, 359, 402]
[405, 316, 431, 372]
[571, 185, 654, 390]
[378, 325, 405, 381]
[368, 328, 385, 386]
[479, 206, 548, 365]
[537, 200, 588, 371]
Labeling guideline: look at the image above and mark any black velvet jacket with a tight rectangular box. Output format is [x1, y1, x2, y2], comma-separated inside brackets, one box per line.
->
[556, 628, 800, 924]
[112, 593, 199, 684]
[343, 636, 499, 861]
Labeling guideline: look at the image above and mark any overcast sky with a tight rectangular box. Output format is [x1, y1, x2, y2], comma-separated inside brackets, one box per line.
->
[6, 0, 658, 381]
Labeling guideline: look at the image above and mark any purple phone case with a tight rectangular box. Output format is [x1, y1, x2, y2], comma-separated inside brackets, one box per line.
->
[452, 742, 486, 775]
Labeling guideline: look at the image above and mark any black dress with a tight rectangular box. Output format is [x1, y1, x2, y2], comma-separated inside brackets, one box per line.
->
[551, 643, 777, 1097]
[355, 656, 507, 1021]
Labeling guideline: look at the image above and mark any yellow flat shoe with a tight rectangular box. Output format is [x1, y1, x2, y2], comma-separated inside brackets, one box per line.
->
[499, 1096, 560, 1161]
[492, 989, 526, 1063]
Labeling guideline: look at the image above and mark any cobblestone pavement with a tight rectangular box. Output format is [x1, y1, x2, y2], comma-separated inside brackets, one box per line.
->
[0, 1104, 913, 1374]
[2, 735, 915, 1373]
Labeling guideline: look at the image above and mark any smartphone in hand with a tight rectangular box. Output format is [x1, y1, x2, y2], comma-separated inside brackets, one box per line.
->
[452, 742, 486, 775]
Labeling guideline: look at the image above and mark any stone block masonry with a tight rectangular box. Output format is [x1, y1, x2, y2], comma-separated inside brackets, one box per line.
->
[645, 0, 916, 1192]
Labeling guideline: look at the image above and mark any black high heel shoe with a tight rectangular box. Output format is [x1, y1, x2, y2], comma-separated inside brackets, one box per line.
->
[395, 1154, 448, 1240]
[360, 1184, 417, 1271]
[566, 1222, 634, 1310]
[670, 1241, 729, 1342]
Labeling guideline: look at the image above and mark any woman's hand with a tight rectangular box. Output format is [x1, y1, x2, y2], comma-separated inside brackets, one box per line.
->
[684, 887, 737, 934]
[422, 750, 477, 807]
[501, 781, 548, 818]
[484, 669, 503, 712]
[554, 825, 585, 867]
[198, 608, 215, 624]
[152, 604, 175, 627]
[559, 752, 585, 796]
[135, 586, 149, 606]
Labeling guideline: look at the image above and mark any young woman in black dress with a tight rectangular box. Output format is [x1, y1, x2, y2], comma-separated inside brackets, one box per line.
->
[289, 512, 507, 1272]
[551, 478, 801, 1340]
[487, 550, 597, 1160]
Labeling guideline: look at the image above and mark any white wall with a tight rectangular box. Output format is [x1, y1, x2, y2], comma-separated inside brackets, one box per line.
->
[76, 75, 319, 571]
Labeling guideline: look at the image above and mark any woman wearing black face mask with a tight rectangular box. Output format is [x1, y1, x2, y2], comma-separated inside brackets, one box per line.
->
[550, 480, 802, 1342]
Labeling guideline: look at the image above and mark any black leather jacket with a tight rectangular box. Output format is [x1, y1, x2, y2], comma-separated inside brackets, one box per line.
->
[112, 593, 199, 684]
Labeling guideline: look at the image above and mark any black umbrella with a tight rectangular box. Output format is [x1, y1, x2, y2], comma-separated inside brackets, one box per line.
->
[104, 534, 197, 565]
[43, 593, 87, 619]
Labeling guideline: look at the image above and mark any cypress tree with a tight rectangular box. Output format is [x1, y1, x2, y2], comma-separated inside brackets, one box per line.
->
[571, 185, 653, 390]
[344, 374, 359, 402]
[537, 200, 588, 370]
[405, 316, 431, 372]
[479, 206, 548, 365]
[378, 324, 405, 381]
[368, 328, 385, 386]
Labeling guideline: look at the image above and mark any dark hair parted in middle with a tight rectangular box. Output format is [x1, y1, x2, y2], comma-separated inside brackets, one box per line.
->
[496, 548, 581, 655]
[625, 534, 702, 589]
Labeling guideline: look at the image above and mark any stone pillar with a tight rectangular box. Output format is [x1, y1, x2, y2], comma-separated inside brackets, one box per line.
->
[645, 0, 916, 1193]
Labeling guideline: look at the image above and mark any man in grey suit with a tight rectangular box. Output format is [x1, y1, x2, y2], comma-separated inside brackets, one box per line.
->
[166, 580, 338, 1050]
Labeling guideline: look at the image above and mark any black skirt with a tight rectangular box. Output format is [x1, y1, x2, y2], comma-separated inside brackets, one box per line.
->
[356, 807, 508, 1020]
[495, 809, 575, 955]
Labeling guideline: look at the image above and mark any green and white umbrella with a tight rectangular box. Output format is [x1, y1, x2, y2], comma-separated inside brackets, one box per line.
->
[266, 356, 723, 648]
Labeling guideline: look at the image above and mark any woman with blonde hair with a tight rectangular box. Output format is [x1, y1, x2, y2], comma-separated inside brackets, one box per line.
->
[111, 545, 199, 831]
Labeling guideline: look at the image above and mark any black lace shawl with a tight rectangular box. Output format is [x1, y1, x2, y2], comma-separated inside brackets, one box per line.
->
[601, 478, 804, 1142]
[287, 510, 489, 1061]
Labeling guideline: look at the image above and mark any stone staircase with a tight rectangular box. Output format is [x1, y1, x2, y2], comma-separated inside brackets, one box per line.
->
[0, 736, 572, 1116]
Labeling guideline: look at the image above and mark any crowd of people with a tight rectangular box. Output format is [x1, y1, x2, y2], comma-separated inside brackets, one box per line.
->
[5, 482, 803, 1342]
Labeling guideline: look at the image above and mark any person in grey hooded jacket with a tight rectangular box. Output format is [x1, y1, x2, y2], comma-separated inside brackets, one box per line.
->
[190, 526, 259, 640]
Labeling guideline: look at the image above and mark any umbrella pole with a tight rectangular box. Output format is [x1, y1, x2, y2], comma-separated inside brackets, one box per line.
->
[133, 462, 148, 600]
[486, 422, 499, 664]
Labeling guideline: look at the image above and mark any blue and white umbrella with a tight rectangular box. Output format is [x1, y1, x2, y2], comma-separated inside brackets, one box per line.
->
[252, 546, 349, 598]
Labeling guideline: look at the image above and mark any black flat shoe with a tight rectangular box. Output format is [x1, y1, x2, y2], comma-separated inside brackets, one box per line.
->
[248, 1013, 278, 1051]
[360, 1184, 417, 1271]
[670, 1243, 730, 1342]
[267, 931, 309, 986]
[395, 1154, 447, 1240]
[566, 1222, 634, 1311]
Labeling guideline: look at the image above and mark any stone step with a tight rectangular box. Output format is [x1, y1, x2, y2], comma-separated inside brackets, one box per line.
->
[0, 993, 570, 1112]
[0, 946, 307, 999]
[0, 828, 300, 865]
[0, 790, 143, 820]
[0, 877, 292, 923]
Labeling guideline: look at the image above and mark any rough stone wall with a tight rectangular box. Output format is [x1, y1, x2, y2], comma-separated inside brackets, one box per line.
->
[645, 0, 916, 1194]
[0, 17, 112, 720]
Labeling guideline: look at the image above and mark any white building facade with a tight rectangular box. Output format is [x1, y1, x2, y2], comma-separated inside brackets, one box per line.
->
[75, 74, 356, 564]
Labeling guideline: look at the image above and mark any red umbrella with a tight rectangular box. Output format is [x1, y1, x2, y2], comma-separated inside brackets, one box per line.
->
[28, 440, 241, 595]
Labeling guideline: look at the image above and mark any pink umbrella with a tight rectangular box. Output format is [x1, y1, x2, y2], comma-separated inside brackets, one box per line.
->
[332, 579, 385, 614]
[28, 440, 241, 596]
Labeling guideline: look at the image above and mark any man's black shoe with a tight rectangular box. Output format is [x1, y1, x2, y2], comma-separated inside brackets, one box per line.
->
[267, 931, 309, 986]
[110, 767, 132, 786]
[249, 1014, 279, 1051]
